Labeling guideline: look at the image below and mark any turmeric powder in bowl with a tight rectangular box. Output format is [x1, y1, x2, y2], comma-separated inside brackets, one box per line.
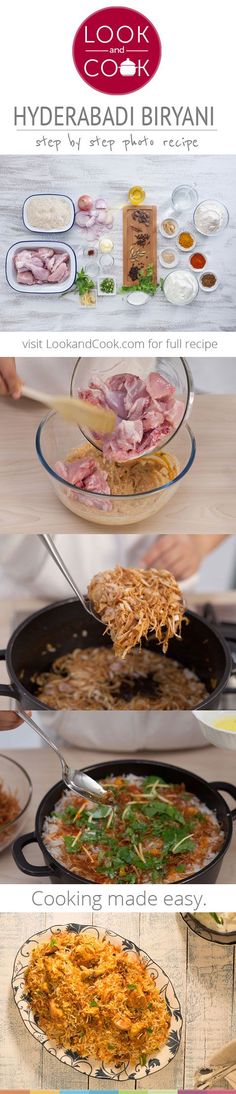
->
[177, 231, 196, 251]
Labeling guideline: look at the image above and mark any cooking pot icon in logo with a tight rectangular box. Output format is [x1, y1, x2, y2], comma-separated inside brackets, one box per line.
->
[120, 58, 136, 76]
[72, 6, 162, 95]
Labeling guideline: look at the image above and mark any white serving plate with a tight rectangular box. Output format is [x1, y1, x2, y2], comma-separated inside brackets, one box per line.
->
[22, 193, 75, 233]
[5, 241, 76, 294]
[12, 922, 182, 1081]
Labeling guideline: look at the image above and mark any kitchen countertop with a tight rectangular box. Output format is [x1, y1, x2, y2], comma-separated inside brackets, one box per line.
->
[1, 742, 236, 884]
[0, 155, 236, 331]
[1, 907, 236, 1089]
[1, 394, 236, 533]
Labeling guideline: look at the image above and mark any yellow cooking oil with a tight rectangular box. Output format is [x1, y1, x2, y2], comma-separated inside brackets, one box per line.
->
[128, 186, 146, 204]
[212, 716, 236, 732]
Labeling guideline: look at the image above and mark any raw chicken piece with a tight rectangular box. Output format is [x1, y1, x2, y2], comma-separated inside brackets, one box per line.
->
[47, 262, 68, 283]
[17, 271, 34, 285]
[146, 372, 175, 400]
[14, 250, 34, 271]
[49, 253, 69, 270]
[37, 248, 54, 259]
[25, 256, 44, 269]
[32, 266, 50, 283]
[142, 408, 164, 431]
[165, 399, 184, 427]
[103, 419, 143, 461]
[77, 370, 182, 461]
[55, 456, 111, 512]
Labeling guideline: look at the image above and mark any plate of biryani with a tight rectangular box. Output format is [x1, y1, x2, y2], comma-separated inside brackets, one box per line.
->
[12, 922, 182, 1080]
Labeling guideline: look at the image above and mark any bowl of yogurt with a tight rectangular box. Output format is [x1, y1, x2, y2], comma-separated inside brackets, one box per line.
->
[163, 269, 199, 306]
[183, 912, 236, 945]
[193, 199, 229, 236]
[193, 710, 236, 750]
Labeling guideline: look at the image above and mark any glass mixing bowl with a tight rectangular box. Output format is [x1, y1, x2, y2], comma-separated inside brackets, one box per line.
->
[69, 356, 194, 456]
[0, 754, 32, 853]
[36, 412, 196, 527]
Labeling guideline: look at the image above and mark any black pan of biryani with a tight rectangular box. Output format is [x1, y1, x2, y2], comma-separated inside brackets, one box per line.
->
[13, 759, 236, 885]
[0, 597, 232, 710]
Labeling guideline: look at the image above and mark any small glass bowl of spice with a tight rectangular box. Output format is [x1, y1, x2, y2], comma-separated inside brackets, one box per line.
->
[189, 251, 207, 272]
[159, 248, 179, 269]
[177, 230, 196, 252]
[83, 243, 98, 260]
[160, 218, 178, 238]
[199, 271, 218, 292]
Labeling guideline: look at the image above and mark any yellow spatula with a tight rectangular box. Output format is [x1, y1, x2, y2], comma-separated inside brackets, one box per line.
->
[21, 384, 116, 434]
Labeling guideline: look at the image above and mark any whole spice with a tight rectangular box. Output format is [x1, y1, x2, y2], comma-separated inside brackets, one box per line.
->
[132, 209, 150, 225]
[128, 264, 141, 281]
[134, 231, 150, 245]
[178, 231, 195, 249]
[190, 252, 206, 269]
[200, 272, 217, 288]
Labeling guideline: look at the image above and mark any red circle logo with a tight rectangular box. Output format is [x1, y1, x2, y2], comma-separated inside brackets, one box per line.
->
[72, 6, 162, 94]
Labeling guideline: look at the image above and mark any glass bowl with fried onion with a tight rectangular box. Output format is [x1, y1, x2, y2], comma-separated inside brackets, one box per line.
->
[0, 754, 32, 853]
[36, 411, 196, 527]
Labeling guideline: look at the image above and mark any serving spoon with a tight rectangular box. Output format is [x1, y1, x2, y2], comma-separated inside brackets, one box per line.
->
[21, 383, 116, 434]
[39, 533, 103, 625]
[16, 709, 107, 802]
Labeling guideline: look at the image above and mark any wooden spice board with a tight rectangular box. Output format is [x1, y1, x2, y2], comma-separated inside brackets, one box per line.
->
[123, 204, 157, 286]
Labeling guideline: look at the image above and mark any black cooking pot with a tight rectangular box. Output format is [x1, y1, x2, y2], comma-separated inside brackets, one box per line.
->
[0, 598, 233, 709]
[13, 758, 236, 885]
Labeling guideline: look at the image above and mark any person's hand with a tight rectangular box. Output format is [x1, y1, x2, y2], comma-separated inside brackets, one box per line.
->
[139, 535, 205, 581]
[0, 711, 32, 730]
[0, 358, 22, 399]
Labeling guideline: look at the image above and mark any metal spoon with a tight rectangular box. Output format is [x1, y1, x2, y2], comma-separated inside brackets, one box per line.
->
[18, 709, 107, 802]
[39, 534, 103, 625]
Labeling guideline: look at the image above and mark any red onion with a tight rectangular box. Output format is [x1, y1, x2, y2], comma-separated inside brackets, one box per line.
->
[77, 194, 94, 211]
[95, 198, 107, 210]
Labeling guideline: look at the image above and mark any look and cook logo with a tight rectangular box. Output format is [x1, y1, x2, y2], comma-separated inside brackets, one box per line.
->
[72, 6, 162, 94]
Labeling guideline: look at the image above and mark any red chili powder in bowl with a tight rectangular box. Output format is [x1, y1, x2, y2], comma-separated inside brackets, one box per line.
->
[190, 252, 206, 270]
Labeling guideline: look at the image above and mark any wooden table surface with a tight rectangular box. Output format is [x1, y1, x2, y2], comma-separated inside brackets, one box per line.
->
[1, 909, 236, 1090]
[0, 155, 235, 331]
[1, 742, 236, 885]
[1, 394, 236, 533]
